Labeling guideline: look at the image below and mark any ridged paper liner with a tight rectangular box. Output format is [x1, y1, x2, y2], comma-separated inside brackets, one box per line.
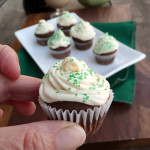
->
[39, 90, 113, 134]
[73, 39, 93, 50]
[50, 46, 71, 55]
[93, 51, 117, 64]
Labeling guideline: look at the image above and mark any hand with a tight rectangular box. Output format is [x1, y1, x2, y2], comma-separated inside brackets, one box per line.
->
[0, 44, 86, 150]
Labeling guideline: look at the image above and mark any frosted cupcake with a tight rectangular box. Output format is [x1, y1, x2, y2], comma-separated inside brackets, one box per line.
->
[57, 11, 77, 36]
[70, 20, 96, 50]
[39, 57, 113, 135]
[47, 29, 71, 59]
[35, 19, 54, 45]
[93, 33, 119, 65]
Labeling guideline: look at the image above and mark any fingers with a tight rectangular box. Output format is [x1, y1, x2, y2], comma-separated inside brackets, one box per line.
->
[0, 121, 86, 150]
[10, 101, 36, 116]
[8, 75, 41, 102]
[0, 44, 20, 80]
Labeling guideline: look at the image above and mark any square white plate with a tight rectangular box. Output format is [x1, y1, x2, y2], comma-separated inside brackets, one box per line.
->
[15, 13, 146, 78]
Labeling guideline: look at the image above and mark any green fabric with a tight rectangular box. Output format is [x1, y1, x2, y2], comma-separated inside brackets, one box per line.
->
[18, 21, 136, 104]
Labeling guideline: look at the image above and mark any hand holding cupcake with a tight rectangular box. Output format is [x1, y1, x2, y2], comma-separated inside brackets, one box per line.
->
[39, 57, 113, 135]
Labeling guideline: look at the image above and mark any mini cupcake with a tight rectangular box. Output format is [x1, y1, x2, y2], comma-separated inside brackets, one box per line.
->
[57, 11, 77, 36]
[70, 19, 96, 50]
[35, 19, 54, 45]
[93, 33, 119, 65]
[47, 29, 71, 59]
[39, 57, 113, 135]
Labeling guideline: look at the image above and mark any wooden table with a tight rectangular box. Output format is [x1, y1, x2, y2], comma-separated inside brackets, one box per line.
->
[1, 4, 150, 150]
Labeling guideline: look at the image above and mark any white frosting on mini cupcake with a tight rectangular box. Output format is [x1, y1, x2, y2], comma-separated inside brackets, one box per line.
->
[39, 57, 110, 106]
[70, 20, 96, 41]
[47, 29, 70, 49]
[57, 11, 77, 26]
[35, 19, 54, 34]
[93, 33, 119, 54]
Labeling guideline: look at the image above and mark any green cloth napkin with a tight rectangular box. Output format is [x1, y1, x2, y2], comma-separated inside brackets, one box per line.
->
[18, 21, 136, 104]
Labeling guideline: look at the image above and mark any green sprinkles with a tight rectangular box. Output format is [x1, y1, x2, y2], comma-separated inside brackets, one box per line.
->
[69, 58, 74, 62]
[75, 94, 78, 96]
[86, 96, 89, 100]
[56, 91, 60, 93]
[68, 87, 71, 90]
[53, 65, 57, 68]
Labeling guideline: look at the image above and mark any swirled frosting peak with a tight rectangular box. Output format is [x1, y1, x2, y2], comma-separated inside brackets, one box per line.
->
[35, 19, 54, 34]
[93, 33, 119, 54]
[47, 29, 70, 49]
[39, 57, 110, 106]
[57, 11, 77, 26]
[70, 19, 96, 41]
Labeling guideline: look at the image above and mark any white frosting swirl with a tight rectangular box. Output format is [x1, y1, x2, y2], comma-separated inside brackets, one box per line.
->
[93, 33, 119, 54]
[70, 20, 96, 41]
[39, 57, 110, 106]
[47, 29, 70, 49]
[57, 11, 77, 26]
[35, 19, 54, 34]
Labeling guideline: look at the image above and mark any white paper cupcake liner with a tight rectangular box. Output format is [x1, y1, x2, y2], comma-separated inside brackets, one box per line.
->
[36, 37, 50, 42]
[73, 39, 93, 50]
[93, 51, 117, 62]
[74, 40, 92, 46]
[50, 46, 71, 55]
[39, 90, 113, 134]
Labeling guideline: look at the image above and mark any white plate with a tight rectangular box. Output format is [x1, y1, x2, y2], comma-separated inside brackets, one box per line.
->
[15, 13, 146, 78]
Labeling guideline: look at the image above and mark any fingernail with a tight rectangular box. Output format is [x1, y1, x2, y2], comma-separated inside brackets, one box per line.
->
[56, 125, 86, 150]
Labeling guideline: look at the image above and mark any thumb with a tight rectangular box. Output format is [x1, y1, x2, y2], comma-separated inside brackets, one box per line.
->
[0, 121, 86, 150]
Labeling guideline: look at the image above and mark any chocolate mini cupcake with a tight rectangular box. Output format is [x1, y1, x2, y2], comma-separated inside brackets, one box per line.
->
[47, 29, 71, 59]
[93, 33, 119, 65]
[57, 11, 77, 36]
[70, 20, 96, 50]
[35, 19, 54, 45]
[39, 57, 113, 135]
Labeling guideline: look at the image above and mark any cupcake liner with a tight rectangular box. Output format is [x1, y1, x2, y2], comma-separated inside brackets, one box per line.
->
[36, 37, 50, 45]
[36, 37, 50, 42]
[50, 46, 71, 59]
[50, 46, 71, 55]
[93, 51, 117, 65]
[39, 90, 113, 135]
[73, 39, 93, 50]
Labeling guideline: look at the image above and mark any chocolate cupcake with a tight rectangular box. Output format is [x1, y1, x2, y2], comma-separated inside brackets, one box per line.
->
[93, 33, 119, 65]
[57, 11, 77, 36]
[35, 19, 54, 45]
[47, 29, 71, 59]
[39, 57, 113, 135]
[70, 20, 96, 50]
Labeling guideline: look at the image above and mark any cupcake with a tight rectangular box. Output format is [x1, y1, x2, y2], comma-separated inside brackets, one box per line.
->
[47, 29, 71, 59]
[70, 19, 96, 50]
[35, 19, 54, 45]
[93, 33, 119, 65]
[39, 57, 113, 135]
[57, 11, 77, 36]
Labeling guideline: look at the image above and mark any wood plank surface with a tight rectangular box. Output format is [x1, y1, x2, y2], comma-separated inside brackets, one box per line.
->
[1, 4, 150, 149]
